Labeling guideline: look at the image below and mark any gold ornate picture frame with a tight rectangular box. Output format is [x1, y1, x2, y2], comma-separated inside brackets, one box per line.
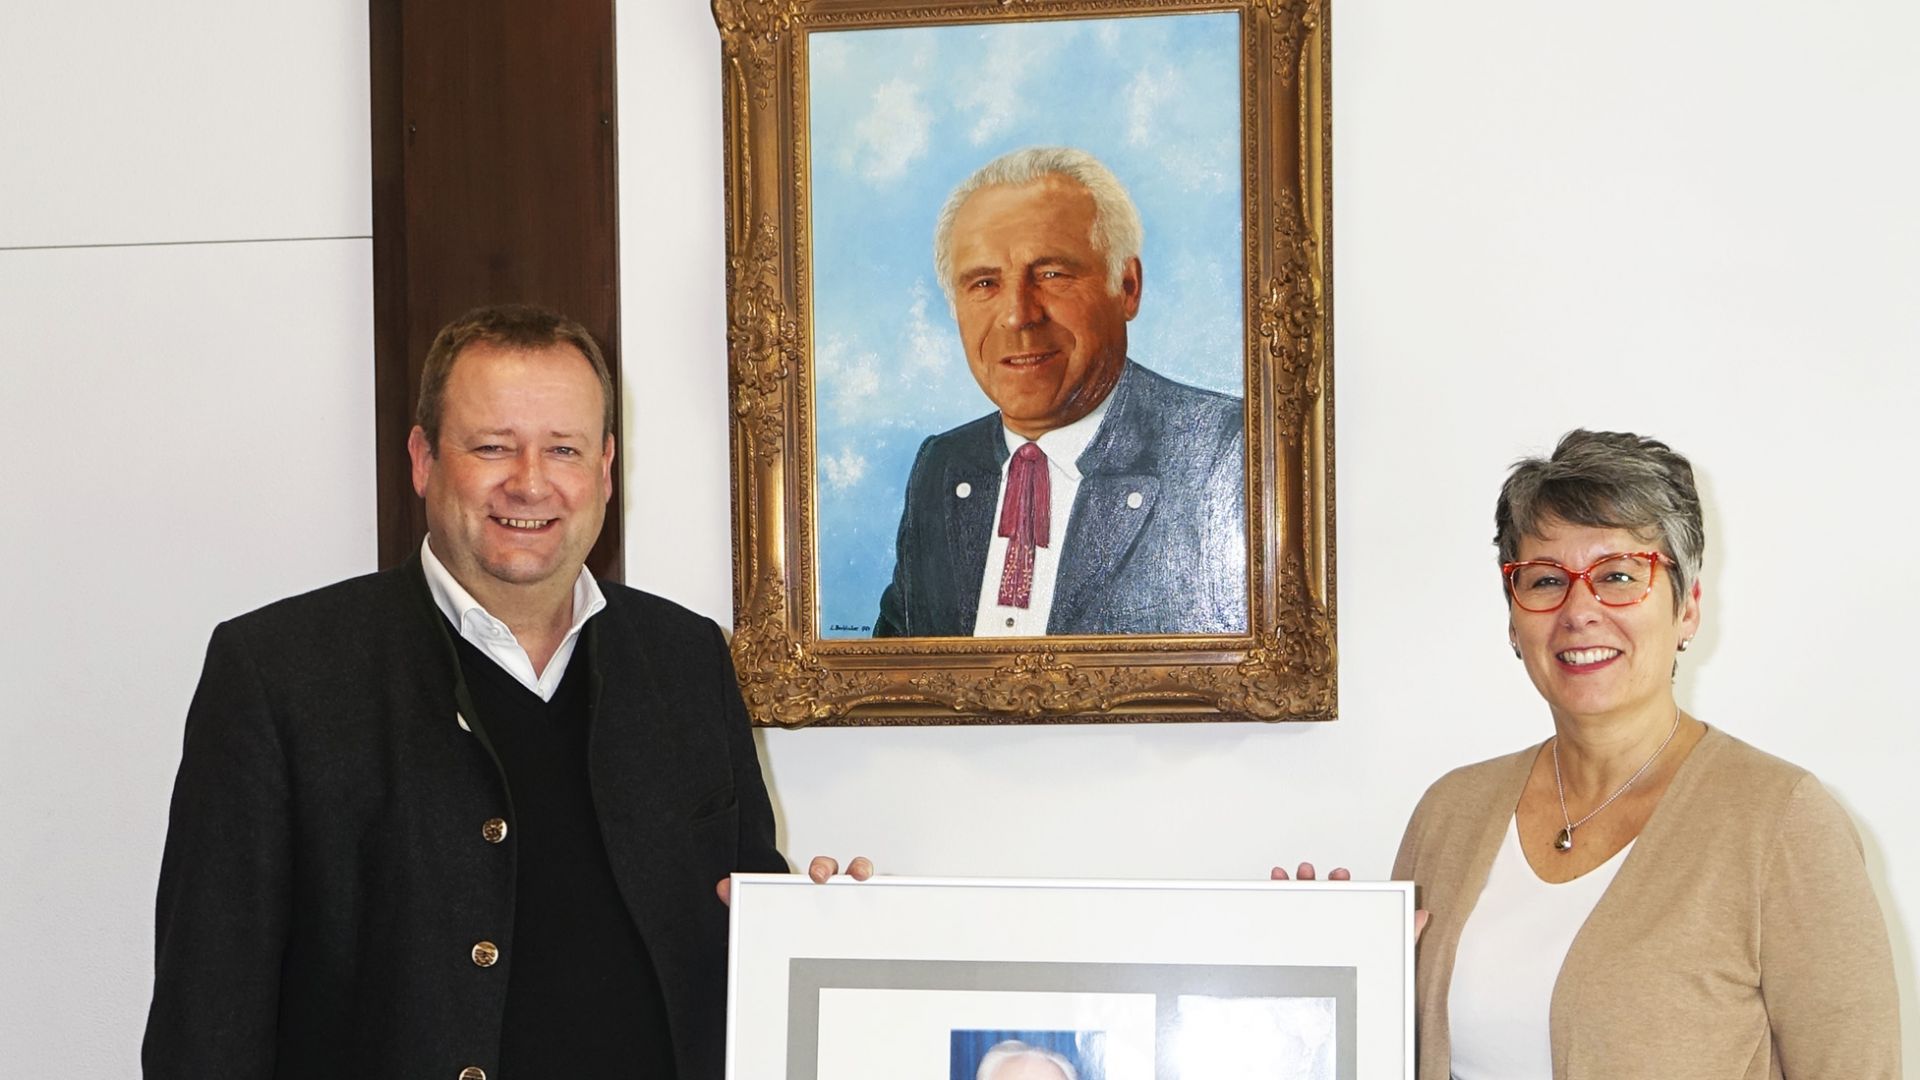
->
[715, 0, 1333, 726]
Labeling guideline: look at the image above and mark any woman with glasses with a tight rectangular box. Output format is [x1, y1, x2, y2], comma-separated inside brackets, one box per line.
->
[1386, 430, 1898, 1078]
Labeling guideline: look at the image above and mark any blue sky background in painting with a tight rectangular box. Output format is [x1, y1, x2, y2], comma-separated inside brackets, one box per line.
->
[809, 13, 1243, 636]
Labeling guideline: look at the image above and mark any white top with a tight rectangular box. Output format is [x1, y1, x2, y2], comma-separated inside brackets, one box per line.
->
[419, 536, 606, 702]
[971, 391, 1113, 636]
[1448, 816, 1633, 1080]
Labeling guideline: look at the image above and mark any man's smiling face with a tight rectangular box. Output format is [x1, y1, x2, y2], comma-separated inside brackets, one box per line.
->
[948, 175, 1141, 438]
[408, 339, 613, 601]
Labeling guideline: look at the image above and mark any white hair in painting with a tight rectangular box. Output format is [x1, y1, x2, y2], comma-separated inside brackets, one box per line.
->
[933, 146, 1145, 309]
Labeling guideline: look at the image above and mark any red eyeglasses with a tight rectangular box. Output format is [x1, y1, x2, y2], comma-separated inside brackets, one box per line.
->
[1501, 551, 1668, 613]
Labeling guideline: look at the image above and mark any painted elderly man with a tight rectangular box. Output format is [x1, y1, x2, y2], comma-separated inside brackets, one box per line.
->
[875, 146, 1247, 638]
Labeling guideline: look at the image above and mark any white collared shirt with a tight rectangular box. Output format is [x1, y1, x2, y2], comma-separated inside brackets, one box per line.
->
[420, 536, 607, 701]
[972, 392, 1114, 636]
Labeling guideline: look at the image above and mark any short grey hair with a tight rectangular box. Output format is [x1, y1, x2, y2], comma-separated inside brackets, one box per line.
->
[976, 1040, 1078, 1080]
[1494, 429, 1705, 609]
[933, 146, 1144, 309]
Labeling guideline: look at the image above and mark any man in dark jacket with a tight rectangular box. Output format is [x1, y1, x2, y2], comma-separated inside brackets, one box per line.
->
[144, 305, 861, 1080]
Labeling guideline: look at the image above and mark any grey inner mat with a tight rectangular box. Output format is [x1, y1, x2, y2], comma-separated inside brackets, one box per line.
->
[785, 957, 1356, 1080]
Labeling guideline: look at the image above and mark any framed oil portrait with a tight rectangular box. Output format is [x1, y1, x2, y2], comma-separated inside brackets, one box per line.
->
[714, 0, 1334, 725]
[725, 876, 1414, 1079]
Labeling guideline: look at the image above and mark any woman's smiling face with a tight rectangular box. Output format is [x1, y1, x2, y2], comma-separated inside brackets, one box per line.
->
[1507, 517, 1701, 727]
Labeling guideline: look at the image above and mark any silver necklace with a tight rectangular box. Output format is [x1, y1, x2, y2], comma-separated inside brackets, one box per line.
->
[1550, 710, 1680, 853]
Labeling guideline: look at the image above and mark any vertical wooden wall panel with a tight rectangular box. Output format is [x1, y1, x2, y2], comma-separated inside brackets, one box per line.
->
[370, 0, 623, 578]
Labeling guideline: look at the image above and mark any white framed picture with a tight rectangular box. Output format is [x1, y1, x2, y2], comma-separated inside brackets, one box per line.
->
[726, 876, 1414, 1079]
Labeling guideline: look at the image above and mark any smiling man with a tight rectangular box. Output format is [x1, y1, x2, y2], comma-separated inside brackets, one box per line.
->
[143, 305, 855, 1080]
[874, 146, 1248, 638]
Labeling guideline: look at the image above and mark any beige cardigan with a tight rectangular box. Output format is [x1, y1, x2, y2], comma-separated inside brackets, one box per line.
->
[1393, 726, 1901, 1079]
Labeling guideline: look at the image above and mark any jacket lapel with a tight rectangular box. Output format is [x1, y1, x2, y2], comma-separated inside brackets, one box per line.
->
[1049, 365, 1158, 632]
[580, 609, 679, 923]
[941, 425, 1007, 626]
[402, 554, 501, 776]
[1050, 476, 1161, 630]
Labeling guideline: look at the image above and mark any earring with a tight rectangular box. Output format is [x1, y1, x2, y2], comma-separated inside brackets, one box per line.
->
[1678, 638, 1692, 653]
[1511, 643, 1522, 659]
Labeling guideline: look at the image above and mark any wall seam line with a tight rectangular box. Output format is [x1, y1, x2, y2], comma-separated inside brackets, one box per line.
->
[0, 234, 373, 253]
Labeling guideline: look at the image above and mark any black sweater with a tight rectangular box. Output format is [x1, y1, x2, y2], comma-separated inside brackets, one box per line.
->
[455, 632, 676, 1078]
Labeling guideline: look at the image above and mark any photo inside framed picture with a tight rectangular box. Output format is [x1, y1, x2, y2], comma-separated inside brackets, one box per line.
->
[715, 0, 1334, 726]
[724, 876, 1412, 1079]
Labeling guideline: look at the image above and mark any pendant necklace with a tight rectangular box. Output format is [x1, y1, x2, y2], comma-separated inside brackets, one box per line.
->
[1551, 710, 1680, 853]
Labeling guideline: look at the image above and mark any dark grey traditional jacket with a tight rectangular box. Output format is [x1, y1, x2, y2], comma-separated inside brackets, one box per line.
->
[875, 361, 1247, 636]
[143, 556, 785, 1079]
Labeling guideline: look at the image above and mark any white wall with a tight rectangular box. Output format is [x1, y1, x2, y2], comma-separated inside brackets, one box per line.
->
[619, 0, 1920, 1067]
[2, 0, 1911, 1073]
[0, 2, 374, 1073]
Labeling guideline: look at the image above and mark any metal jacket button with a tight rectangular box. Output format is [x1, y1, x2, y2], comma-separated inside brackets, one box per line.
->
[459, 1068, 487, 1080]
[471, 941, 500, 967]
[481, 818, 508, 844]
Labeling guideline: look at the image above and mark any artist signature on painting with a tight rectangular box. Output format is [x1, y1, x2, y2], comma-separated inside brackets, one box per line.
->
[828, 624, 872, 633]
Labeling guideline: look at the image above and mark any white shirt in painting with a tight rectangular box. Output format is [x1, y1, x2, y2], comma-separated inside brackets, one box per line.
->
[972, 392, 1113, 636]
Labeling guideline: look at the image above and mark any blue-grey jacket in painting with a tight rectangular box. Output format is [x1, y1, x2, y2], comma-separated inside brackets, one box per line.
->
[142, 555, 786, 1080]
[874, 361, 1247, 637]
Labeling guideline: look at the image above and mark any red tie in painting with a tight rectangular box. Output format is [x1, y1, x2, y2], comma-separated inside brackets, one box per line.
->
[996, 442, 1051, 608]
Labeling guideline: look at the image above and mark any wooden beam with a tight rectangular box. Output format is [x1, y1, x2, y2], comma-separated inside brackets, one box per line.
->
[370, 0, 623, 578]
